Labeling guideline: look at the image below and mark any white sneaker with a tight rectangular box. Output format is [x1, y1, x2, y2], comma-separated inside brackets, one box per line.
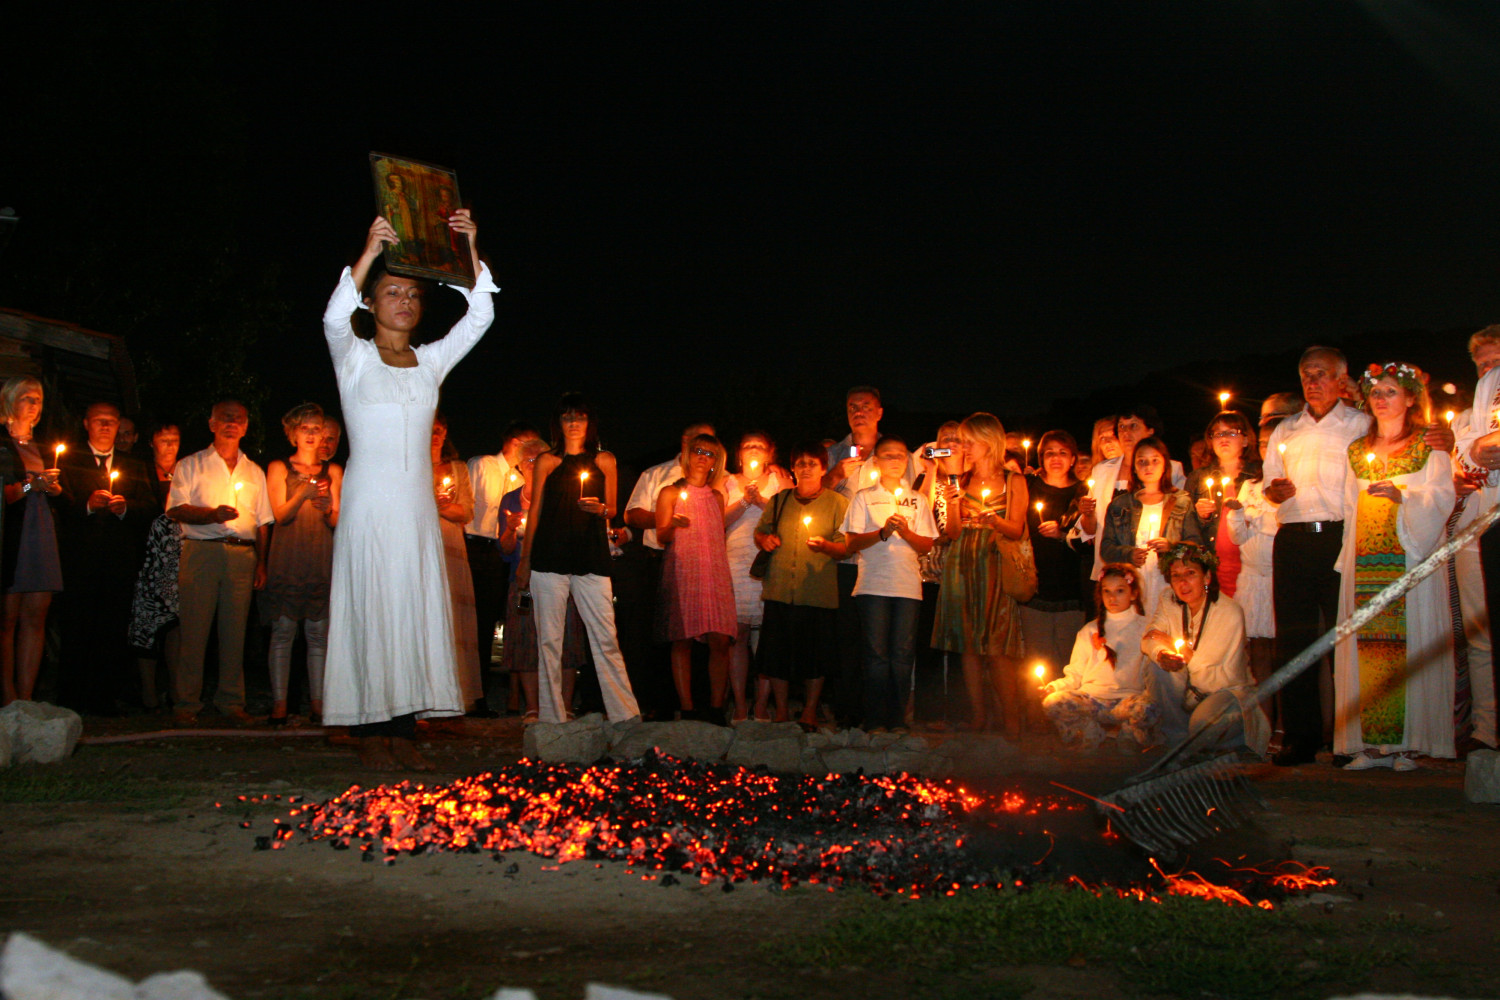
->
[1391, 754, 1420, 772]
[1343, 751, 1393, 770]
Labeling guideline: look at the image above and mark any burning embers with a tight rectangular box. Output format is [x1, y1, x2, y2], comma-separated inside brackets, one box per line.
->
[243, 750, 1333, 906]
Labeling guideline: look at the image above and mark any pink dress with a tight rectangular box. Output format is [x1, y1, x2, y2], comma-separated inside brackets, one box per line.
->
[661, 483, 737, 641]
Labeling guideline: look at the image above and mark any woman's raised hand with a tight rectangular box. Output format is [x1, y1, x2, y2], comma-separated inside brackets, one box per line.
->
[363, 216, 400, 259]
[1194, 498, 1216, 520]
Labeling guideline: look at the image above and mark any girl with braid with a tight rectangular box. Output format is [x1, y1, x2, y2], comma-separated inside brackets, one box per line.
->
[1040, 563, 1160, 752]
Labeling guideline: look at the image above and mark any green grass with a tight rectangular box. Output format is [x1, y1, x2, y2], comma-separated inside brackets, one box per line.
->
[0, 771, 191, 806]
[779, 885, 1413, 999]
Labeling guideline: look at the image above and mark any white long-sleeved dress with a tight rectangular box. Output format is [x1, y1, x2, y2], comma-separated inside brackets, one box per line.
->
[1333, 443, 1456, 758]
[320, 265, 497, 726]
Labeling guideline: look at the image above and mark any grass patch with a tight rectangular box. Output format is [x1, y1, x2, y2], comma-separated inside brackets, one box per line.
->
[780, 885, 1409, 999]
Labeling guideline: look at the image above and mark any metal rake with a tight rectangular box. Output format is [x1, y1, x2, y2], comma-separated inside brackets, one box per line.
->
[1098, 499, 1500, 857]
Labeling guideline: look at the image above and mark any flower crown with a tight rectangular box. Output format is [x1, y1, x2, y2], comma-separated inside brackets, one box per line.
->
[1157, 540, 1219, 580]
[1360, 361, 1429, 397]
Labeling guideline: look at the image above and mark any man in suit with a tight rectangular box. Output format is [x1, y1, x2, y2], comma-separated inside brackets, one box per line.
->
[56, 401, 158, 714]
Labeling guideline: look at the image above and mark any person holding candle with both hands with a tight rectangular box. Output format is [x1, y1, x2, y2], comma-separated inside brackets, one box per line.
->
[840, 435, 938, 731]
[1333, 362, 1456, 769]
[752, 442, 848, 728]
[655, 433, 737, 721]
[932, 412, 1029, 738]
[1100, 436, 1202, 618]
[516, 393, 641, 725]
[0, 378, 65, 706]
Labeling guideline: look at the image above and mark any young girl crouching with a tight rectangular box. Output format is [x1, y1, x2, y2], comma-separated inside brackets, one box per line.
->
[1040, 563, 1160, 753]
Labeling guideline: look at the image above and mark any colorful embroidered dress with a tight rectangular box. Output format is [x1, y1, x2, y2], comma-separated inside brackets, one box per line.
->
[1333, 435, 1457, 757]
[932, 483, 1022, 656]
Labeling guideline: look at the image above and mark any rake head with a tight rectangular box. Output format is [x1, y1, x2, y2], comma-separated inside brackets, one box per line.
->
[1098, 753, 1266, 858]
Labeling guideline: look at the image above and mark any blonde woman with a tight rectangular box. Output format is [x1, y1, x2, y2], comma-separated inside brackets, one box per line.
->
[0, 377, 63, 704]
[932, 412, 1029, 737]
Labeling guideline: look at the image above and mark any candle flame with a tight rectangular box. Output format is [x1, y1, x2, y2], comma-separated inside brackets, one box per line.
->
[894, 487, 903, 498]
[1022, 439, 1031, 449]
[802, 515, 812, 527]
[109, 470, 119, 483]
[1086, 478, 1095, 490]
[234, 482, 243, 492]
[580, 471, 590, 482]
[1174, 638, 1185, 651]
[1277, 443, 1286, 456]
[1031, 662, 1046, 680]
[1034, 501, 1044, 514]
[1204, 476, 1214, 489]
[679, 490, 689, 502]
[54, 444, 65, 457]
[870, 468, 879, 480]
[1365, 452, 1376, 466]
[442, 476, 451, 487]
[1218, 391, 1231, 405]
[1220, 476, 1231, 488]
[749, 460, 759, 472]
[1445, 410, 1455, 424]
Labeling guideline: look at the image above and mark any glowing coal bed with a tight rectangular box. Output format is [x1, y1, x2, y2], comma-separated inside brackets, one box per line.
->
[236, 750, 1334, 907]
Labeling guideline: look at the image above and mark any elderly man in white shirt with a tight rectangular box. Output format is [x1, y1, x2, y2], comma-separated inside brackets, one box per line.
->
[165, 400, 274, 725]
[464, 420, 542, 712]
[1452, 325, 1500, 751]
[1263, 346, 1453, 766]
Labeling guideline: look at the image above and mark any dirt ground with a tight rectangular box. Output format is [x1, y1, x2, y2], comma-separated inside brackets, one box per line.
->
[4, 715, 1498, 1000]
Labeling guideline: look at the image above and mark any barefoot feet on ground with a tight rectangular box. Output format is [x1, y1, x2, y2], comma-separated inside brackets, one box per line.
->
[389, 737, 435, 772]
[356, 736, 399, 770]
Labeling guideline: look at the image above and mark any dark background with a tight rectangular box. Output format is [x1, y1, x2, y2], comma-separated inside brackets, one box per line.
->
[5, 3, 1500, 472]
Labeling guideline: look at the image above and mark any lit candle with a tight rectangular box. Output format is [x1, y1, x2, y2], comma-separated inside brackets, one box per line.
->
[1365, 451, 1383, 482]
[1086, 478, 1095, 491]
[1034, 500, 1044, 518]
[870, 467, 879, 480]
[441, 476, 452, 488]
[1022, 438, 1032, 468]
[1220, 476, 1231, 489]
[1146, 514, 1160, 539]
[1204, 475, 1215, 491]
[980, 488, 991, 503]
[679, 489, 688, 502]
[508, 472, 518, 486]
[109, 470, 119, 488]
[1445, 410, 1456, 426]
[1218, 390, 1231, 407]
[1032, 662, 1046, 680]
[802, 515, 812, 528]
[1277, 443, 1286, 457]
[519, 516, 526, 528]
[579, 469, 590, 501]
[1173, 637, 1185, 655]
[894, 487, 904, 499]
[51, 443, 65, 470]
[748, 459, 759, 474]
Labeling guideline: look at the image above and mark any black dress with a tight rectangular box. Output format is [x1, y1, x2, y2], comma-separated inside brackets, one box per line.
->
[529, 451, 612, 578]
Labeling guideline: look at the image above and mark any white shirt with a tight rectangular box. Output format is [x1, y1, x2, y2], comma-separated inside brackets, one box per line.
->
[626, 458, 685, 550]
[1261, 401, 1371, 524]
[840, 482, 938, 600]
[168, 446, 274, 541]
[1054, 609, 1150, 700]
[1078, 453, 1186, 579]
[465, 452, 515, 538]
[1456, 367, 1500, 491]
[89, 448, 114, 475]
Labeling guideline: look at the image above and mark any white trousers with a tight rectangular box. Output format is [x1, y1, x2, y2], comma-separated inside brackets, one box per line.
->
[1457, 538, 1497, 745]
[531, 572, 640, 724]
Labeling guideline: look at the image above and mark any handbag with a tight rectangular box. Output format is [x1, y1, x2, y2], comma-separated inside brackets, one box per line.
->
[996, 472, 1039, 602]
[748, 490, 791, 580]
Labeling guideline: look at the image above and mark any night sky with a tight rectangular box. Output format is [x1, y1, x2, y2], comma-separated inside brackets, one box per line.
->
[6, 3, 1500, 466]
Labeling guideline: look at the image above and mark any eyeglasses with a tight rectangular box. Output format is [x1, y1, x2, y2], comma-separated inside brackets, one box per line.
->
[1209, 429, 1244, 440]
[691, 447, 715, 458]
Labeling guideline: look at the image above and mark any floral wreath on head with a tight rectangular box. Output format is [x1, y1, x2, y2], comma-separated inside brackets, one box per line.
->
[1157, 540, 1219, 581]
[1360, 361, 1429, 398]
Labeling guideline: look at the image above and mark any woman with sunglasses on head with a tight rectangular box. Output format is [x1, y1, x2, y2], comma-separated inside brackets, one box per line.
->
[516, 393, 640, 725]
[1334, 363, 1456, 770]
[656, 433, 737, 721]
[1188, 411, 1260, 603]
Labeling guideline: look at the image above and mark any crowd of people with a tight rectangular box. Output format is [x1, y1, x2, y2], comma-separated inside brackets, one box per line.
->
[3, 216, 1498, 775]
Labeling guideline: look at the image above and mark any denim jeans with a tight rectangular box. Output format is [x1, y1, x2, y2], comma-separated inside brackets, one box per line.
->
[856, 594, 921, 729]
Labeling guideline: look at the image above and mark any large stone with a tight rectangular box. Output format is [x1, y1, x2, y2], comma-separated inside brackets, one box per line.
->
[1464, 748, 1500, 803]
[485, 990, 538, 1000]
[0, 932, 135, 1000]
[725, 720, 805, 771]
[0, 701, 83, 765]
[0, 719, 12, 769]
[798, 747, 827, 774]
[820, 747, 889, 775]
[585, 983, 675, 1000]
[885, 748, 945, 776]
[136, 970, 233, 1000]
[610, 721, 733, 762]
[523, 713, 609, 764]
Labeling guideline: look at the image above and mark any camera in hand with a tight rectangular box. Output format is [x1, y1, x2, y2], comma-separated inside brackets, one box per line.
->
[924, 446, 953, 459]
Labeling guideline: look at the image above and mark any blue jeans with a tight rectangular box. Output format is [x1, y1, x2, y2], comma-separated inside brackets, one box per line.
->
[856, 594, 921, 729]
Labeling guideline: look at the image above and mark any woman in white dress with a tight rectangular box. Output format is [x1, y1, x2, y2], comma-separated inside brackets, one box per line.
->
[1335, 362, 1456, 770]
[722, 432, 787, 722]
[321, 212, 495, 770]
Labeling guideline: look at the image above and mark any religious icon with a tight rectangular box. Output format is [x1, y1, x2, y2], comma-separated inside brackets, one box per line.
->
[368, 152, 476, 288]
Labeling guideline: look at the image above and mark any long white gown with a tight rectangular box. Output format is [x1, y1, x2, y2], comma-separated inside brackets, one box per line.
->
[320, 264, 497, 726]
